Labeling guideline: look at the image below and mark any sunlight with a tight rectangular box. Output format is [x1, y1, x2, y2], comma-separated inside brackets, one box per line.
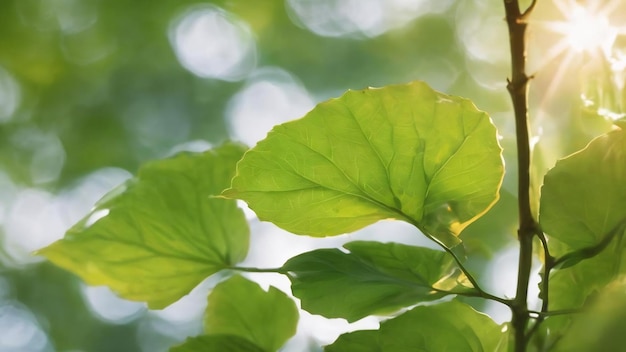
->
[528, 0, 626, 125]
[548, 2, 616, 54]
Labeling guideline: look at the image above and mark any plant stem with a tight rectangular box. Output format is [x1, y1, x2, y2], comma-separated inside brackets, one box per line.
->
[420, 228, 510, 306]
[230, 266, 287, 274]
[503, 0, 538, 351]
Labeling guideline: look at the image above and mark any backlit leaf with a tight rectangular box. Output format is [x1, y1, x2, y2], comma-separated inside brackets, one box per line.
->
[38, 143, 249, 308]
[223, 81, 503, 240]
[325, 300, 505, 352]
[283, 241, 474, 322]
[540, 128, 626, 315]
[204, 275, 298, 352]
[540, 127, 626, 256]
[171, 335, 264, 352]
[553, 276, 626, 352]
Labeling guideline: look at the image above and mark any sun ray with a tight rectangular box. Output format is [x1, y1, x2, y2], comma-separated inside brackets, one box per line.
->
[528, 0, 626, 122]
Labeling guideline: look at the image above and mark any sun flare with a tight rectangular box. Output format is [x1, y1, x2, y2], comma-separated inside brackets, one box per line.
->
[555, 4, 615, 53]
[534, 0, 623, 61]
[529, 0, 626, 122]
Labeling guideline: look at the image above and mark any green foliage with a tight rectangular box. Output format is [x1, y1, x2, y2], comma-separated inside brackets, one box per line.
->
[223, 81, 504, 243]
[172, 335, 265, 352]
[203, 275, 299, 352]
[554, 276, 626, 352]
[2, 0, 624, 350]
[541, 127, 626, 256]
[38, 143, 249, 308]
[32, 71, 626, 351]
[541, 126, 626, 310]
[325, 300, 506, 352]
[34, 75, 626, 351]
[283, 241, 473, 322]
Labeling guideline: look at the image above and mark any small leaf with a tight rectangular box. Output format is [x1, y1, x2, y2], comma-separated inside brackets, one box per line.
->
[171, 334, 264, 352]
[205, 275, 298, 352]
[223, 81, 503, 240]
[540, 127, 626, 256]
[38, 143, 249, 308]
[282, 241, 474, 322]
[325, 300, 505, 352]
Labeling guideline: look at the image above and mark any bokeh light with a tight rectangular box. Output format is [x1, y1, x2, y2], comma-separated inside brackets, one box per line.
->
[226, 67, 315, 146]
[81, 285, 146, 324]
[455, 1, 509, 90]
[17, 0, 97, 33]
[286, 0, 453, 39]
[169, 4, 256, 81]
[1, 168, 130, 267]
[0, 301, 50, 352]
[0, 67, 21, 123]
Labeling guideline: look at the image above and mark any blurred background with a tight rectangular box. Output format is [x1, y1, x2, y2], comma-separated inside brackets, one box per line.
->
[0, 0, 624, 351]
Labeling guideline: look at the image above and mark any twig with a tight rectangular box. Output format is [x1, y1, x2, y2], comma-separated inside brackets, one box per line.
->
[503, 0, 539, 351]
[526, 230, 554, 340]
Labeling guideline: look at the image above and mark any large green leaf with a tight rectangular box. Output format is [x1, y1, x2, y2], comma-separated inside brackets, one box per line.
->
[38, 143, 249, 308]
[204, 275, 299, 352]
[283, 241, 474, 322]
[539, 127, 626, 346]
[171, 335, 264, 352]
[540, 127, 626, 256]
[325, 300, 505, 351]
[223, 81, 503, 239]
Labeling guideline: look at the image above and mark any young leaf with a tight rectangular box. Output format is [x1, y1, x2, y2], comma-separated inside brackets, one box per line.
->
[325, 300, 505, 351]
[540, 127, 626, 256]
[223, 81, 504, 240]
[171, 335, 264, 352]
[204, 275, 299, 352]
[38, 143, 249, 309]
[283, 241, 474, 322]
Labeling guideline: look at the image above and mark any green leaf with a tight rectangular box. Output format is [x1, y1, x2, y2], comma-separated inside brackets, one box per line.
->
[283, 241, 474, 322]
[204, 275, 298, 352]
[325, 300, 505, 352]
[38, 143, 249, 309]
[548, 242, 625, 311]
[223, 81, 503, 240]
[540, 127, 626, 256]
[171, 335, 264, 352]
[541, 127, 626, 328]
[552, 276, 626, 352]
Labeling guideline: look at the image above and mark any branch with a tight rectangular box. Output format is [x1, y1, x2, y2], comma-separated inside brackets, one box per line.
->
[503, 0, 539, 351]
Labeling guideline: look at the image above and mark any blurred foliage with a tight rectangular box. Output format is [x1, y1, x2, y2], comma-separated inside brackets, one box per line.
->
[0, 0, 622, 351]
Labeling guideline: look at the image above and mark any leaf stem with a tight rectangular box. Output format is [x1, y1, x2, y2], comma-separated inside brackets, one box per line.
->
[230, 266, 287, 274]
[552, 218, 626, 268]
[420, 228, 510, 307]
[528, 309, 581, 317]
[503, 0, 538, 351]
[526, 230, 554, 341]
